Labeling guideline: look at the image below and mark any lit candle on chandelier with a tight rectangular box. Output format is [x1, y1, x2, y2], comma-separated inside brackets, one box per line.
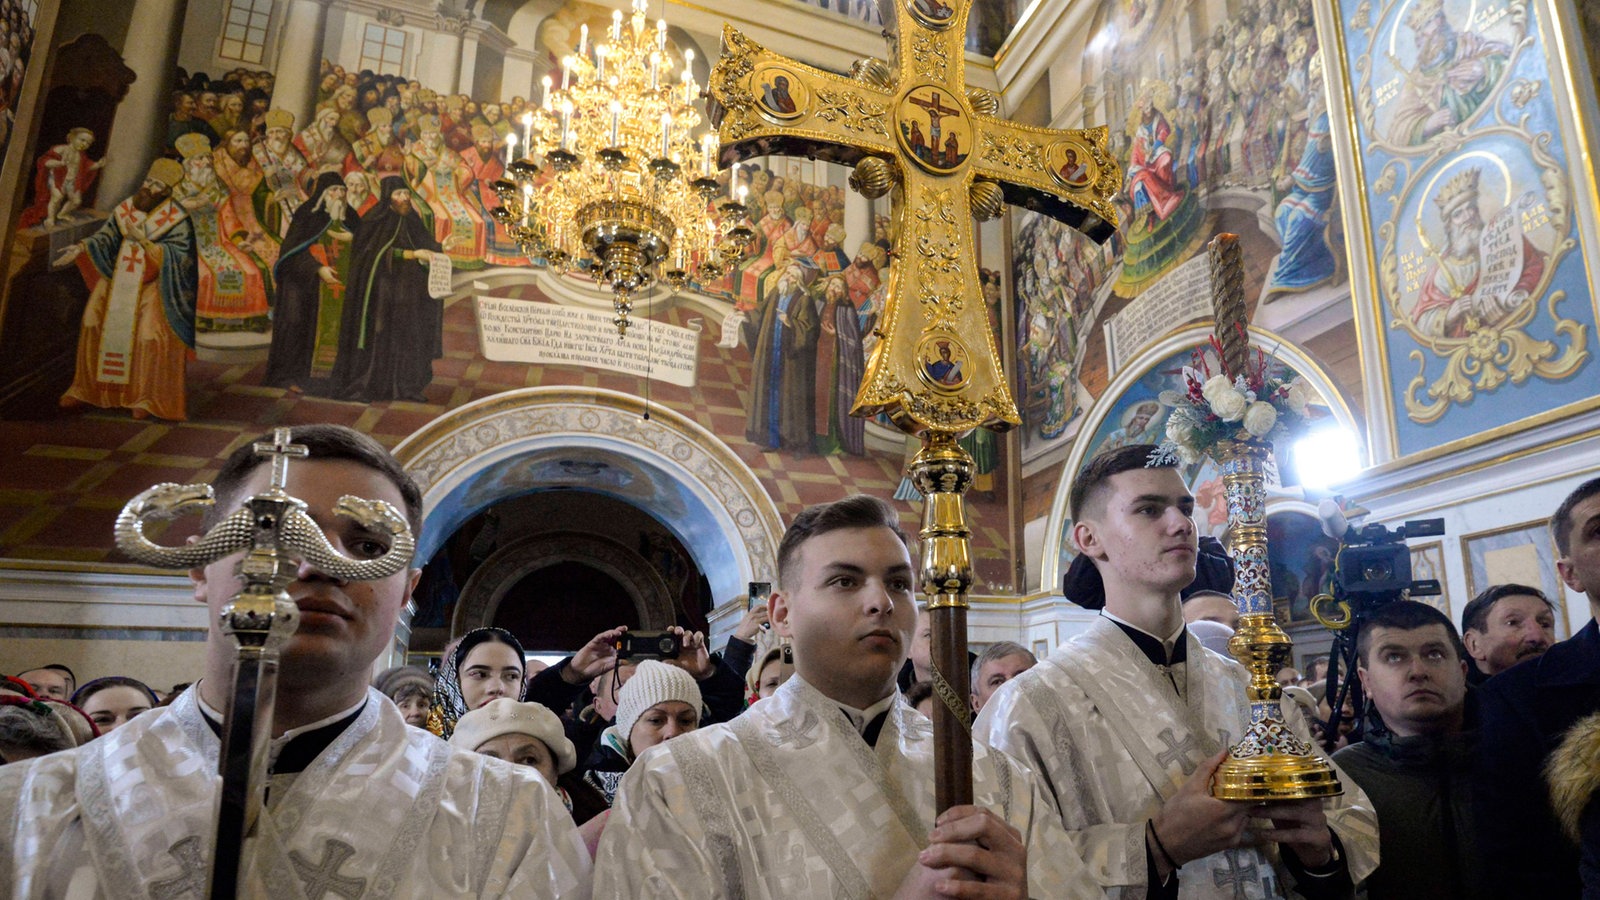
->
[560, 55, 571, 91]
[559, 101, 572, 151]
[729, 160, 738, 199]
[657, 18, 667, 51]
[611, 9, 622, 40]
[609, 100, 622, 149]
[595, 45, 606, 81]
[578, 23, 588, 58]
[660, 113, 672, 158]
[701, 133, 715, 177]
[521, 182, 533, 227]
[540, 76, 551, 112]
[649, 52, 660, 90]
[504, 132, 518, 167]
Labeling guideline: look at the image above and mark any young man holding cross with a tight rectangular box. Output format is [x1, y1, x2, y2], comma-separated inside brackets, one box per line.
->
[0, 425, 591, 898]
[976, 445, 1379, 898]
[595, 494, 1100, 898]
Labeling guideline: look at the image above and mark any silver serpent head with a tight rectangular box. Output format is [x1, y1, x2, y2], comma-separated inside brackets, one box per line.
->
[113, 430, 416, 580]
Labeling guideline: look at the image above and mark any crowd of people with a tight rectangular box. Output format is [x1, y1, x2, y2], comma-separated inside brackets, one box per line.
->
[3, 425, 1600, 899]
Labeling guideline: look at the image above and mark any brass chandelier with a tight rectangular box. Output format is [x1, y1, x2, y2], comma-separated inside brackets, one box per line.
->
[493, 0, 752, 337]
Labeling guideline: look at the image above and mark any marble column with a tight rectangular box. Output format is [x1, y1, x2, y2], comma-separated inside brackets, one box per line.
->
[269, 0, 331, 134]
[844, 176, 873, 253]
[436, 15, 470, 94]
[457, 27, 480, 96]
[99, 0, 187, 203]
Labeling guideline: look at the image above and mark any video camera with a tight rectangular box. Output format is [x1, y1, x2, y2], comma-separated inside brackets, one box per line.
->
[1332, 519, 1446, 605]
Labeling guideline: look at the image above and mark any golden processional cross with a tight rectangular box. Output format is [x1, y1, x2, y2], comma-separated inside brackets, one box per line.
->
[709, 0, 1120, 809]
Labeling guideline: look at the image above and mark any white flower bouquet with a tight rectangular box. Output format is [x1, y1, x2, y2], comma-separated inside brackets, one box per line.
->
[1150, 337, 1319, 466]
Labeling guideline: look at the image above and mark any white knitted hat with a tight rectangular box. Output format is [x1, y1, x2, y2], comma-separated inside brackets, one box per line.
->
[614, 660, 702, 748]
[448, 698, 577, 775]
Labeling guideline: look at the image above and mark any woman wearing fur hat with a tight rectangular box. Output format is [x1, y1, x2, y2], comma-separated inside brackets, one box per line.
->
[1547, 711, 1600, 898]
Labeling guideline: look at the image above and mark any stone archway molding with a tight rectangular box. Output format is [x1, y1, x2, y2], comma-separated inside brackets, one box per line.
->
[451, 531, 676, 638]
[392, 387, 787, 611]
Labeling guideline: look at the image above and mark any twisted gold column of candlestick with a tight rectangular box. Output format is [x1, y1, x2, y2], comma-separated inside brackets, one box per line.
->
[1211, 439, 1342, 800]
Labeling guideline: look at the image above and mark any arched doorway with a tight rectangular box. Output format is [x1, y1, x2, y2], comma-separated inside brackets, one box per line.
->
[443, 498, 692, 651]
[394, 387, 786, 651]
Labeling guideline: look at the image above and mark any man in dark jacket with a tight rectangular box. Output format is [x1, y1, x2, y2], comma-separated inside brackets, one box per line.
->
[1333, 600, 1486, 899]
[1475, 475, 1600, 899]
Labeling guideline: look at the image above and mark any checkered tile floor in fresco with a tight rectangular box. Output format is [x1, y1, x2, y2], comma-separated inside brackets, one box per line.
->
[0, 283, 1016, 588]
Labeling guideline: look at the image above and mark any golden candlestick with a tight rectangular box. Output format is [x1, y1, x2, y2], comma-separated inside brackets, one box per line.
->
[1205, 238, 1342, 799]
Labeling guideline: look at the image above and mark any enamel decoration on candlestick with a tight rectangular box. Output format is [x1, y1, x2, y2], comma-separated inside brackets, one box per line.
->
[708, 0, 1119, 812]
[1153, 234, 1342, 801]
[113, 428, 416, 895]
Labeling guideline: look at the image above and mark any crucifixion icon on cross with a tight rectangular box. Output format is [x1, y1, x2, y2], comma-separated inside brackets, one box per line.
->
[709, 0, 1120, 811]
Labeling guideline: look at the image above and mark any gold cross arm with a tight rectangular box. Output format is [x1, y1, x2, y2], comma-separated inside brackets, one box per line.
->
[708, 1, 1120, 435]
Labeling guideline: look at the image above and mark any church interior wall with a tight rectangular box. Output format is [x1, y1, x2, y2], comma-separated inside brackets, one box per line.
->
[1341, 431, 1600, 639]
[0, 0, 1598, 679]
[5, 632, 206, 697]
[1317, 0, 1600, 461]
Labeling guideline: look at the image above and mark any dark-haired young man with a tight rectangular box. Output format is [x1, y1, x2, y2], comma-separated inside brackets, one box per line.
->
[596, 494, 1100, 898]
[0, 425, 591, 898]
[977, 444, 1377, 899]
[1459, 582, 1556, 682]
[1332, 601, 1484, 900]
[1475, 475, 1600, 899]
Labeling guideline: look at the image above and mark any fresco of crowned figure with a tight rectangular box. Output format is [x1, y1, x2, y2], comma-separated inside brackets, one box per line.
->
[351, 107, 406, 178]
[292, 106, 353, 194]
[459, 124, 523, 267]
[736, 188, 793, 304]
[211, 127, 282, 273]
[1386, 0, 1511, 147]
[171, 133, 273, 339]
[403, 115, 486, 269]
[755, 209, 818, 306]
[251, 108, 308, 241]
